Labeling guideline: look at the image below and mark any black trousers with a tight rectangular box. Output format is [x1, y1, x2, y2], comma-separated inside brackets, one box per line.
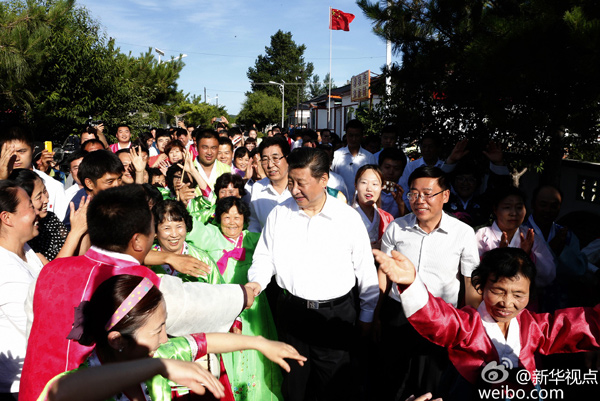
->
[376, 296, 449, 401]
[276, 290, 358, 401]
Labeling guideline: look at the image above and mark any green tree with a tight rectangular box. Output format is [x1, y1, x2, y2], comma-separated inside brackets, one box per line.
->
[308, 73, 337, 98]
[247, 30, 314, 120]
[0, 0, 185, 140]
[358, 0, 600, 176]
[169, 95, 231, 129]
[237, 91, 281, 131]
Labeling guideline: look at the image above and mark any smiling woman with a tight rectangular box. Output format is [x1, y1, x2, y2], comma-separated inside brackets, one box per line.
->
[150, 199, 222, 284]
[0, 181, 44, 396]
[186, 196, 284, 401]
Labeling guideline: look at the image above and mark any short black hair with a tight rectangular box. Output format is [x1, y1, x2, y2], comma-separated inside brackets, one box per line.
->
[215, 172, 247, 197]
[492, 185, 526, 210]
[531, 184, 563, 205]
[194, 128, 219, 143]
[215, 196, 251, 224]
[345, 119, 364, 133]
[471, 248, 536, 294]
[66, 150, 86, 166]
[87, 185, 153, 252]
[258, 135, 290, 158]
[153, 199, 193, 232]
[234, 147, 250, 159]
[8, 169, 41, 197]
[378, 148, 407, 168]
[420, 132, 441, 147]
[218, 136, 234, 152]
[408, 166, 448, 190]
[141, 183, 163, 210]
[287, 147, 329, 179]
[81, 138, 105, 151]
[155, 129, 171, 141]
[78, 150, 124, 191]
[0, 125, 34, 151]
[0, 180, 22, 215]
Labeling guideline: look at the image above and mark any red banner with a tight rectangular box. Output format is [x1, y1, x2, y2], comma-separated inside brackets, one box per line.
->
[330, 8, 355, 31]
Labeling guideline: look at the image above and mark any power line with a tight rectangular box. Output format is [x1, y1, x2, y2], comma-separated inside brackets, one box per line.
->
[114, 41, 388, 60]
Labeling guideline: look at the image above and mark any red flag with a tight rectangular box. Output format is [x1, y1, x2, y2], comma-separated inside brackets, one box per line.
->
[330, 8, 355, 31]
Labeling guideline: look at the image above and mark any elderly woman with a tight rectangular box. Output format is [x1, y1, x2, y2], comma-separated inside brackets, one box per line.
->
[187, 196, 282, 401]
[0, 180, 44, 396]
[150, 199, 222, 285]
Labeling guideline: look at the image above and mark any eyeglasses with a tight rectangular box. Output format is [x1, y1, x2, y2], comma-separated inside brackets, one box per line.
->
[261, 155, 285, 165]
[406, 190, 445, 202]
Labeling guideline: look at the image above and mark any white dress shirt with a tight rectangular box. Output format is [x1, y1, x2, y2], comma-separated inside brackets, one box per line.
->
[0, 244, 43, 392]
[248, 195, 379, 322]
[327, 170, 351, 201]
[331, 146, 377, 197]
[247, 177, 291, 233]
[381, 211, 479, 307]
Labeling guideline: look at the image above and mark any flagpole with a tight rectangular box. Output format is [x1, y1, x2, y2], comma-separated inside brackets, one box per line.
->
[328, 7, 332, 130]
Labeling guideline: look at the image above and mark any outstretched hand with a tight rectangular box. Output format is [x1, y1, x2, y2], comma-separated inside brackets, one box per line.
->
[256, 337, 307, 373]
[161, 358, 224, 398]
[167, 254, 210, 278]
[372, 249, 416, 286]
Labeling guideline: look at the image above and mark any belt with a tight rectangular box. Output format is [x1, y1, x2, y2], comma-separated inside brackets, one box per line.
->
[282, 290, 351, 310]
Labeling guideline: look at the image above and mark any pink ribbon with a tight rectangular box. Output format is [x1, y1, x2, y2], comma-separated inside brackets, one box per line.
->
[217, 234, 245, 274]
[217, 246, 246, 275]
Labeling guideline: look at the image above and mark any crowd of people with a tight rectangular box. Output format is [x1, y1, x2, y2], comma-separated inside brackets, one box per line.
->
[1, 118, 600, 401]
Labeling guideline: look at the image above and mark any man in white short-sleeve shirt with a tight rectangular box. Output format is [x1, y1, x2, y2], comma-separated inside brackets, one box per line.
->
[377, 165, 479, 400]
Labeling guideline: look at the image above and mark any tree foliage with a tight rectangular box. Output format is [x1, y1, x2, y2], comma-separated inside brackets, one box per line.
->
[358, 0, 600, 171]
[0, 0, 185, 140]
[246, 30, 314, 121]
[308, 73, 337, 99]
[236, 91, 281, 131]
[168, 96, 231, 129]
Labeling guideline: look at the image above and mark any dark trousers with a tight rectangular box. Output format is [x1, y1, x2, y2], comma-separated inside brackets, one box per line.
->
[376, 296, 449, 401]
[276, 290, 357, 401]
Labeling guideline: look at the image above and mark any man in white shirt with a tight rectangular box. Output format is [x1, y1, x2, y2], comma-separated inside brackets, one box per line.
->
[247, 136, 291, 233]
[331, 119, 377, 197]
[377, 165, 479, 400]
[248, 148, 379, 401]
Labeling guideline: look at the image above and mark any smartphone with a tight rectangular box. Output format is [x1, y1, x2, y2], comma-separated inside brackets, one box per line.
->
[44, 141, 53, 152]
[215, 117, 222, 122]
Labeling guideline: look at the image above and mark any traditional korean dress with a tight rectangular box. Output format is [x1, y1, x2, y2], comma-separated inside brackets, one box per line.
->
[187, 222, 283, 401]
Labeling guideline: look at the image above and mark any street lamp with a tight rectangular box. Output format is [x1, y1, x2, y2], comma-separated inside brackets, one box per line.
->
[154, 48, 165, 63]
[269, 80, 285, 127]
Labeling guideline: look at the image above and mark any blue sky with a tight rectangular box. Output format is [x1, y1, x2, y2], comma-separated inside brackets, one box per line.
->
[77, 0, 401, 114]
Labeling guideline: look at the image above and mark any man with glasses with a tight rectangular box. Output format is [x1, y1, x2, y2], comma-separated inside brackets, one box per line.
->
[247, 136, 292, 233]
[375, 165, 479, 400]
